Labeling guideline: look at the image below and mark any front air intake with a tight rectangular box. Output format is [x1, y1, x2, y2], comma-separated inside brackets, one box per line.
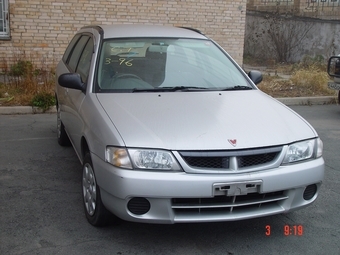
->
[303, 184, 317, 200]
[127, 197, 151, 215]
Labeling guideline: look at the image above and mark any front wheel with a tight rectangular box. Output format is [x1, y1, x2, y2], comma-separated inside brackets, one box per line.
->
[82, 152, 117, 227]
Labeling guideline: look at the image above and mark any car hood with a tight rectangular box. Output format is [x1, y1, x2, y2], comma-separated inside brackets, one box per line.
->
[96, 91, 317, 150]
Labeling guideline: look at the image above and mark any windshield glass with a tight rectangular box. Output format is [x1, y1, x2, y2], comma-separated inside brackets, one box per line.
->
[96, 38, 252, 92]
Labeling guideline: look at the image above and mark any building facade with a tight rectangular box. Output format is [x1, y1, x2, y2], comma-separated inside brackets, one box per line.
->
[0, 0, 247, 71]
[247, 0, 340, 20]
[245, 0, 340, 63]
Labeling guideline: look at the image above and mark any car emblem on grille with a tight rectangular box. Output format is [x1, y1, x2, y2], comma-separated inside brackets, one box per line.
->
[228, 139, 237, 147]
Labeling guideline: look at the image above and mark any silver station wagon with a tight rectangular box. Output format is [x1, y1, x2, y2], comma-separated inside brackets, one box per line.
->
[56, 24, 324, 227]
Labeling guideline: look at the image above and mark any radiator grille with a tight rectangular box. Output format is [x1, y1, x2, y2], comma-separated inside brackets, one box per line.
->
[237, 152, 278, 168]
[179, 146, 282, 170]
[182, 156, 229, 169]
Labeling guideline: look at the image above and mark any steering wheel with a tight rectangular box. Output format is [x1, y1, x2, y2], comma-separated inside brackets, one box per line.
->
[112, 73, 142, 81]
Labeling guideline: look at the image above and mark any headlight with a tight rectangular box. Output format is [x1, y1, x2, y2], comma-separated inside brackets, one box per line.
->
[129, 149, 182, 171]
[106, 147, 182, 171]
[282, 138, 323, 164]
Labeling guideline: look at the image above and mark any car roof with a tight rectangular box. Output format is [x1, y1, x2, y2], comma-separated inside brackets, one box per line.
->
[82, 24, 208, 40]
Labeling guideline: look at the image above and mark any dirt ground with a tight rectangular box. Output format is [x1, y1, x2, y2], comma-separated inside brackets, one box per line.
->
[243, 64, 338, 98]
[0, 64, 339, 107]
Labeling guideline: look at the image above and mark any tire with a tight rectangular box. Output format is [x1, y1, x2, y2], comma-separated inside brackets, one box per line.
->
[82, 152, 116, 227]
[338, 91, 340, 105]
[57, 103, 71, 146]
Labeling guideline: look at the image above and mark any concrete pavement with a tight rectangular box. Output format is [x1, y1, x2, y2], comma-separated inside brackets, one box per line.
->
[1, 105, 340, 254]
[0, 105, 57, 115]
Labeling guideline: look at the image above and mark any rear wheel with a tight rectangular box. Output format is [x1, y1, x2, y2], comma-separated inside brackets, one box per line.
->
[82, 152, 117, 227]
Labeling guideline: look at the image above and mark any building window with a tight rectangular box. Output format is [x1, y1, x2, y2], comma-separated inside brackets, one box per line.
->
[0, 0, 9, 38]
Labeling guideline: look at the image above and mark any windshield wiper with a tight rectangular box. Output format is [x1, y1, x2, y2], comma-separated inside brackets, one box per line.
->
[132, 86, 208, 93]
[222, 85, 253, 91]
[163, 86, 208, 91]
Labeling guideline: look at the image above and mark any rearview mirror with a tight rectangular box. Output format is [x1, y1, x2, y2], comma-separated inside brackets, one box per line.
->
[248, 70, 263, 85]
[58, 73, 86, 92]
[327, 56, 340, 78]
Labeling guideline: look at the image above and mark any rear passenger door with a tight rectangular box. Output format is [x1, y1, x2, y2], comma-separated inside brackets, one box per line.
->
[58, 33, 94, 155]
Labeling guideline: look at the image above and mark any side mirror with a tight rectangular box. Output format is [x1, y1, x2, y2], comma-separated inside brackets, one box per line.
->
[327, 56, 340, 79]
[248, 70, 263, 85]
[58, 73, 86, 92]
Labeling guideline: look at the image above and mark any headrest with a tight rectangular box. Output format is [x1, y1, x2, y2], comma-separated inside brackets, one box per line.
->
[147, 44, 168, 54]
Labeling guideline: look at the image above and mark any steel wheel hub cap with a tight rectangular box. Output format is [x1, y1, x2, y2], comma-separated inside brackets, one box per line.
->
[82, 163, 97, 216]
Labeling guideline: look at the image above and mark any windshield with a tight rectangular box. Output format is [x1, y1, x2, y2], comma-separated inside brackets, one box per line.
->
[96, 38, 252, 92]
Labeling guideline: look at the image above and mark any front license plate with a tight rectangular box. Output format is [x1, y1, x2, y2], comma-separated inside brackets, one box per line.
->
[213, 180, 262, 196]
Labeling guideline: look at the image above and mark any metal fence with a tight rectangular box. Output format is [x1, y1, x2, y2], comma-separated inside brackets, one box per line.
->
[259, 0, 294, 4]
[258, 0, 339, 7]
[307, 0, 340, 11]
[259, 0, 339, 4]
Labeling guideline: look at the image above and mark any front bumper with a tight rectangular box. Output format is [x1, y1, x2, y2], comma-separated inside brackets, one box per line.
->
[93, 153, 324, 224]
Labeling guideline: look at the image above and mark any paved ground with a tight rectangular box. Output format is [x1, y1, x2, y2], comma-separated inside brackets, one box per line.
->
[0, 105, 340, 255]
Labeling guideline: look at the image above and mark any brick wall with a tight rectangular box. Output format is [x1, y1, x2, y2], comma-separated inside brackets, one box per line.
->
[0, 0, 247, 71]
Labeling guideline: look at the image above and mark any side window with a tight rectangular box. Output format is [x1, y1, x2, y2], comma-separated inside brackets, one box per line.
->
[68, 35, 90, 72]
[76, 39, 94, 82]
[0, 0, 9, 38]
[62, 34, 81, 63]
